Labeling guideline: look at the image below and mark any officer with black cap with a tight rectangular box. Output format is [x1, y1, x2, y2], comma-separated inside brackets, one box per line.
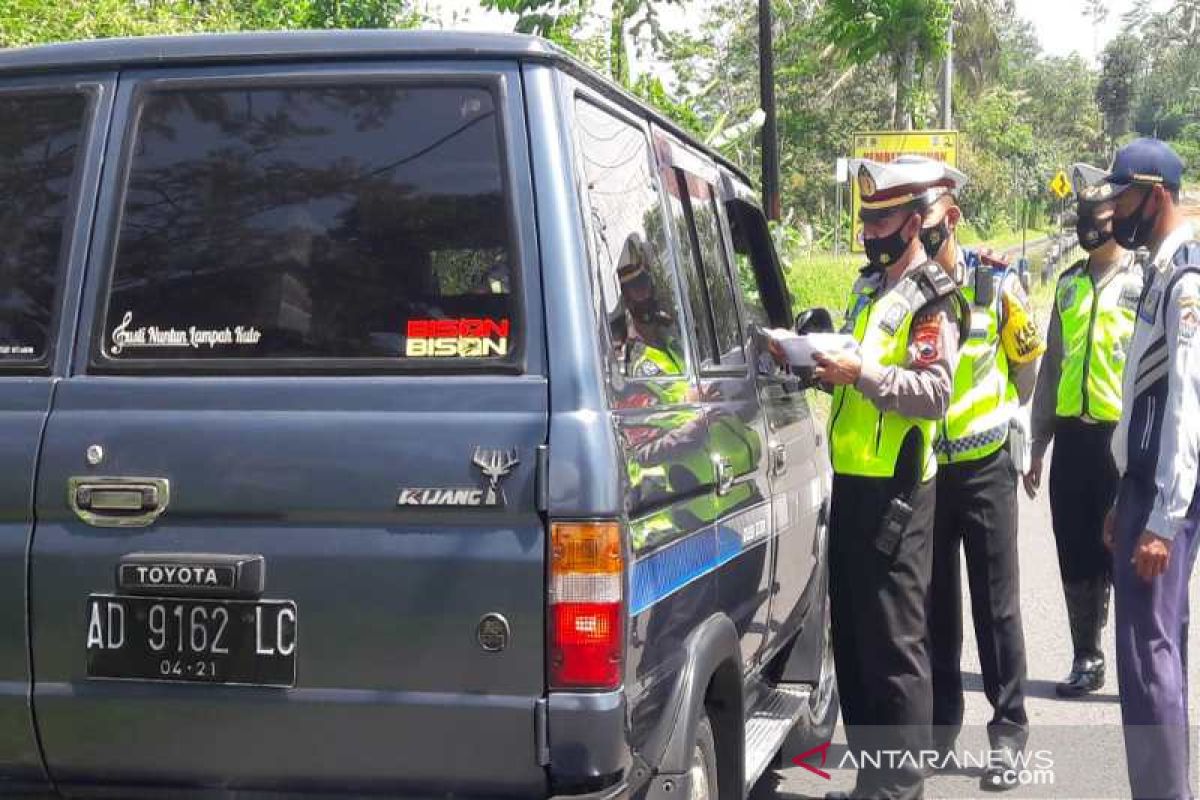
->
[819, 155, 968, 800]
[1026, 163, 1142, 698]
[1104, 138, 1200, 800]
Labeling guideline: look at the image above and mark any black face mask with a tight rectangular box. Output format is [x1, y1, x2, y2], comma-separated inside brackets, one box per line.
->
[864, 224, 914, 271]
[1112, 189, 1155, 250]
[919, 220, 950, 260]
[1075, 208, 1113, 252]
[629, 297, 672, 328]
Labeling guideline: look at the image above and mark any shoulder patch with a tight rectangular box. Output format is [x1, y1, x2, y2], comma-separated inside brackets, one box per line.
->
[1178, 294, 1200, 345]
[635, 358, 662, 377]
[912, 315, 943, 366]
[1171, 269, 1200, 345]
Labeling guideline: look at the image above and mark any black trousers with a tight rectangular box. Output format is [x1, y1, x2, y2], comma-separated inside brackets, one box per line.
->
[830, 466, 934, 800]
[1048, 419, 1118, 585]
[928, 447, 1028, 752]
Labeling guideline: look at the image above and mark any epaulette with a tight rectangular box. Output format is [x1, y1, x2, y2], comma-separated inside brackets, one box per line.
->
[895, 261, 970, 344]
[907, 260, 959, 303]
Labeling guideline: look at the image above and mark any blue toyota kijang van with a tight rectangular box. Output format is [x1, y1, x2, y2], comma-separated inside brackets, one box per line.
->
[0, 30, 834, 799]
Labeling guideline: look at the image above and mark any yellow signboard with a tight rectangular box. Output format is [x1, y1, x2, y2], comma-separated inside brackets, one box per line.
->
[849, 130, 960, 252]
[1049, 170, 1072, 199]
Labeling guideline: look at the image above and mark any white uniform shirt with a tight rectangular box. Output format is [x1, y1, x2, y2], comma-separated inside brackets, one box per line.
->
[1112, 222, 1200, 539]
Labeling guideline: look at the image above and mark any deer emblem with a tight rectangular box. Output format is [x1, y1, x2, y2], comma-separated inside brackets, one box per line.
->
[472, 448, 520, 506]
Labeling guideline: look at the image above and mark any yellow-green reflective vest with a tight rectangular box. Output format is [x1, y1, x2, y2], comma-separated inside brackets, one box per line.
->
[829, 264, 959, 482]
[628, 339, 688, 404]
[937, 269, 1017, 464]
[1054, 260, 1141, 422]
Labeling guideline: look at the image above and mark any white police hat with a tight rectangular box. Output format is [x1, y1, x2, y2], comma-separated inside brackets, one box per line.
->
[850, 155, 968, 220]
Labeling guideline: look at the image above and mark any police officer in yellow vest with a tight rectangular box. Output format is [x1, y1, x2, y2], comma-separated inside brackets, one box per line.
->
[917, 168, 1043, 791]
[616, 235, 687, 389]
[817, 156, 968, 800]
[1026, 163, 1143, 697]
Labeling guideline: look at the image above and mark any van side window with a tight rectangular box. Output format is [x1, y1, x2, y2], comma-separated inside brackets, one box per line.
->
[725, 197, 791, 330]
[673, 171, 745, 369]
[0, 92, 88, 364]
[101, 84, 516, 365]
[725, 203, 769, 328]
[575, 99, 688, 382]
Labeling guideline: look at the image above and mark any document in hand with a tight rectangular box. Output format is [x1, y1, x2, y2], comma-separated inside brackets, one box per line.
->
[765, 329, 859, 368]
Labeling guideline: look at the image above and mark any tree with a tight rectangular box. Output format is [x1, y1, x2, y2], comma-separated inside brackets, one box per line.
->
[821, 0, 953, 129]
[480, 0, 680, 87]
[1084, 0, 1109, 57]
[0, 0, 421, 47]
[949, 0, 1010, 98]
[1096, 34, 1142, 142]
[670, 0, 892, 234]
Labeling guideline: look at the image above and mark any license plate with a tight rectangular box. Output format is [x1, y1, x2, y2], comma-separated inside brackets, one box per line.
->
[86, 595, 297, 687]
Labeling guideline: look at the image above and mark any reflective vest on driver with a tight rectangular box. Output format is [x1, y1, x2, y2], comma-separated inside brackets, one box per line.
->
[1054, 259, 1142, 422]
[829, 266, 954, 483]
[936, 265, 1017, 464]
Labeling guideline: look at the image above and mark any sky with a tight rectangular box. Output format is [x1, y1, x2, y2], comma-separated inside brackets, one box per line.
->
[1013, 0, 1172, 62]
[420, 0, 1174, 69]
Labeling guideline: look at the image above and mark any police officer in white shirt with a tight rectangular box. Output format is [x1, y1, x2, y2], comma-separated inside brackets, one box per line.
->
[1103, 138, 1200, 800]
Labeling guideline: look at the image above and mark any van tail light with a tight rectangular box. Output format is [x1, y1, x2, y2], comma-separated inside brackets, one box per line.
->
[549, 521, 624, 690]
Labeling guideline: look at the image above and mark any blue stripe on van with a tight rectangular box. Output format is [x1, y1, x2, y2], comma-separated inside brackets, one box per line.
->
[629, 523, 745, 616]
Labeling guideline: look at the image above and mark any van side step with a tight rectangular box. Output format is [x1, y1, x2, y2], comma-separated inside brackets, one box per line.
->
[743, 683, 812, 791]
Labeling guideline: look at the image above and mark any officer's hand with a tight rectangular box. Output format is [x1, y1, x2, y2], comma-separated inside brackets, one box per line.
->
[1132, 530, 1173, 581]
[1103, 509, 1116, 552]
[1022, 457, 1043, 499]
[812, 350, 862, 386]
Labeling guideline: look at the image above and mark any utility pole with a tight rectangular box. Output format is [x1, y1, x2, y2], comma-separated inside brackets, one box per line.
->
[942, 12, 953, 129]
[759, 0, 780, 221]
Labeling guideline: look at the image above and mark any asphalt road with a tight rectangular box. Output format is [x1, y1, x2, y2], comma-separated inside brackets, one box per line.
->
[750, 465, 1200, 799]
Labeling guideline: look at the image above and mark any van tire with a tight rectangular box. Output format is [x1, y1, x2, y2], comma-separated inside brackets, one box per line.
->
[688, 710, 720, 799]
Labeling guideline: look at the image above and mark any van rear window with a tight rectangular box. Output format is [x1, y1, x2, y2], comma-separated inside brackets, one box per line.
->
[101, 84, 516, 365]
[0, 92, 87, 364]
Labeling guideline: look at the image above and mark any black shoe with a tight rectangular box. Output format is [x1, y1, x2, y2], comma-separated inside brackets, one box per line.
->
[980, 765, 1020, 792]
[1055, 658, 1105, 697]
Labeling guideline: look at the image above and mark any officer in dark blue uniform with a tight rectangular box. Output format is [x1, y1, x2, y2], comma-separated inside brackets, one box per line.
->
[1104, 138, 1200, 800]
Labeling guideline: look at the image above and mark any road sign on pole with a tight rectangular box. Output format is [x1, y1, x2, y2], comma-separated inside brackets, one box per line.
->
[1049, 170, 1072, 199]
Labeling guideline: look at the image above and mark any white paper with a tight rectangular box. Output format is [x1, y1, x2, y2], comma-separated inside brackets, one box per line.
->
[766, 329, 858, 368]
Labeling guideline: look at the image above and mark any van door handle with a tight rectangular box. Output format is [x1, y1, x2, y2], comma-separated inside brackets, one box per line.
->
[713, 455, 734, 497]
[69, 477, 170, 528]
[770, 441, 788, 477]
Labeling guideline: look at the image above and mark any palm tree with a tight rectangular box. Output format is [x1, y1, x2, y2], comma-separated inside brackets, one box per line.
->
[947, 0, 1008, 99]
[822, 0, 953, 129]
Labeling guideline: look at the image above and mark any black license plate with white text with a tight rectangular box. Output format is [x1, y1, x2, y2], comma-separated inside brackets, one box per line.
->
[86, 595, 297, 687]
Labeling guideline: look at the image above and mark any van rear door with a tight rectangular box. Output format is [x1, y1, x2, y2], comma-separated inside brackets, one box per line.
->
[0, 73, 113, 793]
[30, 62, 549, 796]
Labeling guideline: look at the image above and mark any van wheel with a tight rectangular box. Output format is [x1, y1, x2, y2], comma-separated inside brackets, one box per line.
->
[688, 710, 719, 799]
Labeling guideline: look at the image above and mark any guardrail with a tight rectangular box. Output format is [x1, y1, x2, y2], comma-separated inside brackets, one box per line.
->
[1040, 233, 1079, 285]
